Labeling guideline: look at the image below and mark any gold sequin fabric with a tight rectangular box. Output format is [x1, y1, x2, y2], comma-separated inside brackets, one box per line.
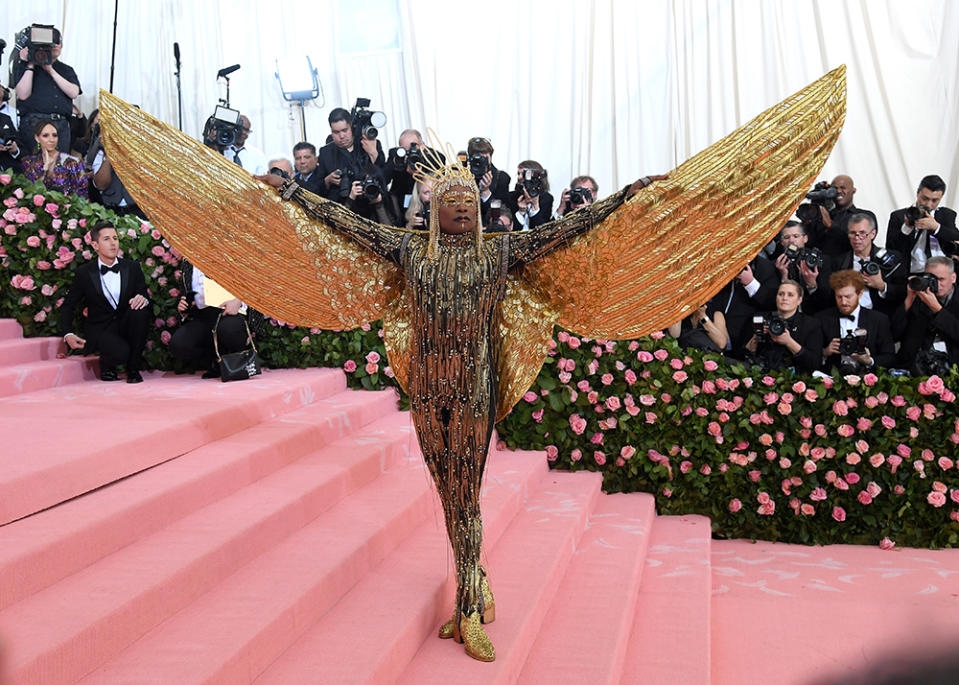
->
[524, 65, 847, 340]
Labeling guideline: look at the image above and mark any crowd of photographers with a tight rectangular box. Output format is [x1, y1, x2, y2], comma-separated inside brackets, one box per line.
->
[6, 23, 958, 382]
[682, 173, 959, 379]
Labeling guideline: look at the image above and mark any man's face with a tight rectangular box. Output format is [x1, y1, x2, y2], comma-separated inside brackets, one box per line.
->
[496, 213, 512, 231]
[780, 225, 807, 249]
[832, 175, 855, 208]
[51, 43, 62, 62]
[926, 263, 956, 299]
[93, 227, 120, 262]
[294, 148, 317, 175]
[437, 185, 478, 234]
[917, 187, 943, 213]
[398, 131, 421, 152]
[834, 285, 861, 316]
[331, 120, 353, 150]
[271, 159, 294, 177]
[237, 116, 251, 147]
[847, 220, 875, 255]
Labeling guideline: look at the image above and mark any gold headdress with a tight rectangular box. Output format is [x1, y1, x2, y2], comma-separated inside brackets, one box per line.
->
[411, 130, 483, 258]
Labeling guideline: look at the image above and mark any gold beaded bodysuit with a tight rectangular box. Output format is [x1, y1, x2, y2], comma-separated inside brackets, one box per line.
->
[97, 65, 846, 662]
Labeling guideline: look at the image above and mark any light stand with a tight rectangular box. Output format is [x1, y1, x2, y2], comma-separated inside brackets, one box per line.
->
[275, 56, 322, 141]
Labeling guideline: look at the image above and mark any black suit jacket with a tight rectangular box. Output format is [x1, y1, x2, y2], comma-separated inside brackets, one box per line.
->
[830, 246, 906, 316]
[885, 206, 959, 261]
[59, 257, 149, 344]
[479, 165, 512, 223]
[894, 292, 959, 367]
[756, 311, 823, 373]
[315, 140, 386, 202]
[717, 257, 779, 354]
[816, 306, 896, 371]
[293, 169, 324, 196]
[507, 189, 554, 230]
[807, 204, 878, 258]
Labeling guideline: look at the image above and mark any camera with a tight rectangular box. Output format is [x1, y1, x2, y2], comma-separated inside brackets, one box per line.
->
[350, 98, 386, 140]
[908, 272, 939, 294]
[415, 202, 430, 228]
[488, 199, 507, 229]
[838, 329, 867, 356]
[391, 142, 425, 173]
[208, 105, 242, 148]
[566, 186, 594, 213]
[860, 249, 900, 278]
[269, 166, 291, 181]
[753, 314, 787, 344]
[517, 168, 545, 198]
[0, 117, 17, 146]
[335, 166, 357, 198]
[20, 24, 60, 66]
[784, 243, 823, 269]
[361, 173, 383, 199]
[468, 153, 490, 181]
[905, 205, 930, 226]
[796, 181, 838, 222]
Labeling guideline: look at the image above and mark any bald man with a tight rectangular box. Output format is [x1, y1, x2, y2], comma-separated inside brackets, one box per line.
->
[805, 174, 877, 258]
[222, 114, 267, 175]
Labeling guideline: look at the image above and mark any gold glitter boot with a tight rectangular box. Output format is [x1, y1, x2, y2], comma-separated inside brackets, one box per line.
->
[438, 612, 456, 639]
[452, 610, 496, 662]
[480, 566, 495, 624]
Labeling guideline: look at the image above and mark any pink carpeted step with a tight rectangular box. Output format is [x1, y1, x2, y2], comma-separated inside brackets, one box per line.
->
[620, 515, 712, 685]
[0, 336, 63, 366]
[518, 492, 657, 685]
[0, 367, 348, 525]
[74, 439, 438, 685]
[396, 471, 604, 685]
[0, 389, 401, 611]
[0, 318, 23, 340]
[0, 356, 99, 398]
[253, 446, 549, 685]
[0, 410, 418, 685]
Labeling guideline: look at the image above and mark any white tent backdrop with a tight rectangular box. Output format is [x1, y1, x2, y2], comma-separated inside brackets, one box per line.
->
[4, 0, 957, 237]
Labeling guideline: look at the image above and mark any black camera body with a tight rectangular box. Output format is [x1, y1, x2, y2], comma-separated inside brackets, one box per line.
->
[0, 118, 17, 146]
[566, 186, 594, 213]
[517, 169, 545, 198]
[350, 98, 387, 140]
[860, 248, 900, 278]
[905, 205, 930, 226]
[908, 272, 939, 294]
[753, 314, 787, 344]
[796, 181, 838, 222]
[22, 24, 60, 66]
[361, 173, 383, 199]
[468, 153, 490, 181]
[838, 329, 867, 356]
[336, 166, 357, 198]
[391, 142, 425, 173]
[208, 105, 242, 148]
[269, 166, 291, 181]
[415, 202, 430, 228]
[784, 243, 823, 270]
[488, 199, 508, 229]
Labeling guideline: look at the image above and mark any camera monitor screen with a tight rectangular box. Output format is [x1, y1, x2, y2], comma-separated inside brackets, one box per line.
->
[213, 105, 240, 126]
[30, 26, 55, 44]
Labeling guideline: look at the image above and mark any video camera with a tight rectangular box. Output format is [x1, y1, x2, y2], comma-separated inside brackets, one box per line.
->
[16, 24, 60, 66]
[908, 272, 939, 295]
[795, 181, 838, 223]
[207, 105, 243, 148]
[783, 243, 824, 270]
[350, 98, 386, 140]
[565, 186, 594, 213]
[517, 168, 546, 198]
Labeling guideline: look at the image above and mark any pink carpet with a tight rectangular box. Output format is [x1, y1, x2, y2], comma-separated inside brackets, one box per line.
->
[1, 317, 957, 685]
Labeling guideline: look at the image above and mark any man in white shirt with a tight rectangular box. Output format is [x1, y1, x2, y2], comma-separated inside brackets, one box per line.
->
[223, 114, 267, 175]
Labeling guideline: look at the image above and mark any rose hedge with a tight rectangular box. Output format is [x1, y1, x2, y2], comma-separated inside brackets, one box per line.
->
[4, 172, 958, 548]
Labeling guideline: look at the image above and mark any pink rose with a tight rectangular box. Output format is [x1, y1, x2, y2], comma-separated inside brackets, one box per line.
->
[757, 501, 775, 516]
[809, 488, 827, 501]
[792, 381, 807, 393]
[523, 391, 538, 403]
[803, 460, 817, 474]
[365, 362, 379, 375]
[0, 173, 11, 184]
[831, 506, 846, 522]
[832, 400, 849, 416]
[856, 418, 872, 431]
[645, 412, 657, 424]
[567, 336, 581, 349]
[863, 373, 878, 386]
[837, 424, 855, 437]
[33, 193, 45, 207]
[637, 350, 654, 363]
[672, 370, 688, 383]
[620, 445, 636, 460]
[160, 330, 172, 345]
[707, 421, 722, 437]
[804, 388, 819, 402]
[801, 503, 815, 516]
[906, 406, 921, 421]
[40, 284, 55, 296]
[728, 498, 742, 513]
[700, 464, 711, 475]
[531, 409, 544, 423]
[927, 491, 947, 508]
[593, 450, 606, 465]
[605, 396, 621, 411]
[601, 373, 614, 386]
[569, 414, 587, 435]
[704, 359, 718, 371]
[702, 380, 716, 394]
[624, 369, 637, 385]
[867, 481, 882, 497]
[365, 350, 380, 364]
[926, 375, 945, 395]
[939, 457, 954, 471]
[881, 416, 896, 429]
[577, 380, 591, 392]
[857, 491, 873, 505]
[587, 391, 599, 404]
[26, 235, 41, 247]
[879, 537, 895, 550]
[343, 360, 357, 373]
[869, 453, 885, 468]
[669, 358, 684, 370]
[777, 402, 792, 415]
[653, 349, 669, 362]
[570, 449, 582, 462]
[748, 470, 761, 482]
[545, 445, 558, 461]
[590, 432, 604, 444]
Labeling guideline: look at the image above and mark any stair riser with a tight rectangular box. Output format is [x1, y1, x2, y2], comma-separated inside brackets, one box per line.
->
[0, 318, 23, 340]
[0, 359, 99, 399]
[0, 338, 63, 366]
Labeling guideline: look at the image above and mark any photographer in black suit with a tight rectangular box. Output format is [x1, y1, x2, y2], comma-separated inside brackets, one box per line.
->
[817, 269, 896, 374]
[292, 142, 324, 195]
[59, 221, 151, 382]
[744, 280, 823, 373]
[508, 160, 554, 230]
[773, 221, 832, 312]
[802, 174, 877, 259]
[467, 137, 511, 223]
[885, 175, 958, 274]
[386, 128, 445, 214]
[831, 214, 905, 317]
[894, 256, 959, 375]
[714, 255, 779, 356]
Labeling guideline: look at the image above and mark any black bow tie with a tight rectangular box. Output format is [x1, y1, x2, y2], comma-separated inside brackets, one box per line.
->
[840, 314, 855, 321]
[100, 263, 120, 275]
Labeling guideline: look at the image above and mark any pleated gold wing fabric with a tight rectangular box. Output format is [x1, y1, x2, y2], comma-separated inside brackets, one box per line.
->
[98, 90, 403, 329]
[522, 65, 847, 340]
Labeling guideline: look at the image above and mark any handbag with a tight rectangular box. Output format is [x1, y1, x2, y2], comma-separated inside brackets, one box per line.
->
[214, 311, 262, 382]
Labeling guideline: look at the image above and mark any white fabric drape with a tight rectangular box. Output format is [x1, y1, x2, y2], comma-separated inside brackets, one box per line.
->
[4, 0, 957, 236]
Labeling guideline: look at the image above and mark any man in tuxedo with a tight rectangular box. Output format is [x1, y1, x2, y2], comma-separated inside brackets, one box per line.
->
[59, 221, 151, 382]
[715, 255, 779, 356]
[885, 175, 958, 274]
[894, 256, 959, 374]
[817, 269, 896, 374]
[804, 174, 878, 258]
[831, 214, 906, 317]
[292, 142, 323, 194]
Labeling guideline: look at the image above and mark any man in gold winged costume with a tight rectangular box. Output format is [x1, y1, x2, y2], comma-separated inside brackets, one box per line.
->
[97, 65, 846, 662]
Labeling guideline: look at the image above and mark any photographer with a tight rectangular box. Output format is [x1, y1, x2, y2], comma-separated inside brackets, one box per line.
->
[894, 256, 959, 375]
[831, 214, 905, 316]
[13, 25, 81, 153]
[886, 175, 958, 273]
[222, 115, 267, 175]
[466, 137, 510, 222]
[774, 221, 832, 312]
[817, 270, 896, 374]
[292, 142, 323, 194]
[800, 175, 877, 259]
[744, 280, 823, 373]
[317, 107, 386, 204]
[555, 175, 599, 218]
[0, 89, 22, 174]
[508, 160, 554, 230]
[387, 128, 444, 212]
[484, 199, 514, 232]
[405, 180, 431, 229]
[714, 255, 779, 357]
[267, 156, 294, 179]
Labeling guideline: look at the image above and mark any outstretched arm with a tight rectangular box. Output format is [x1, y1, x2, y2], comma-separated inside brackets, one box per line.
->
[508, 174, 667, 267]
[259, 174, 410, 266]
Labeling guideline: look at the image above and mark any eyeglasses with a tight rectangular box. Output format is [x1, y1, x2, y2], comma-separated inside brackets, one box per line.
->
[848, 231, 872, 238]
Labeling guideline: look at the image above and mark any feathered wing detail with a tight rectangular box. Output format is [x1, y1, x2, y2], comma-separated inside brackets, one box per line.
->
[98, 90, 403, 329]
[521, 65, 847, 340]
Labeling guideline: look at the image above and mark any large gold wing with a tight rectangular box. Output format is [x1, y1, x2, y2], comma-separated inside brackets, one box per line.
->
[522, 65, 847, 340]
[98, 90, 403, 329]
